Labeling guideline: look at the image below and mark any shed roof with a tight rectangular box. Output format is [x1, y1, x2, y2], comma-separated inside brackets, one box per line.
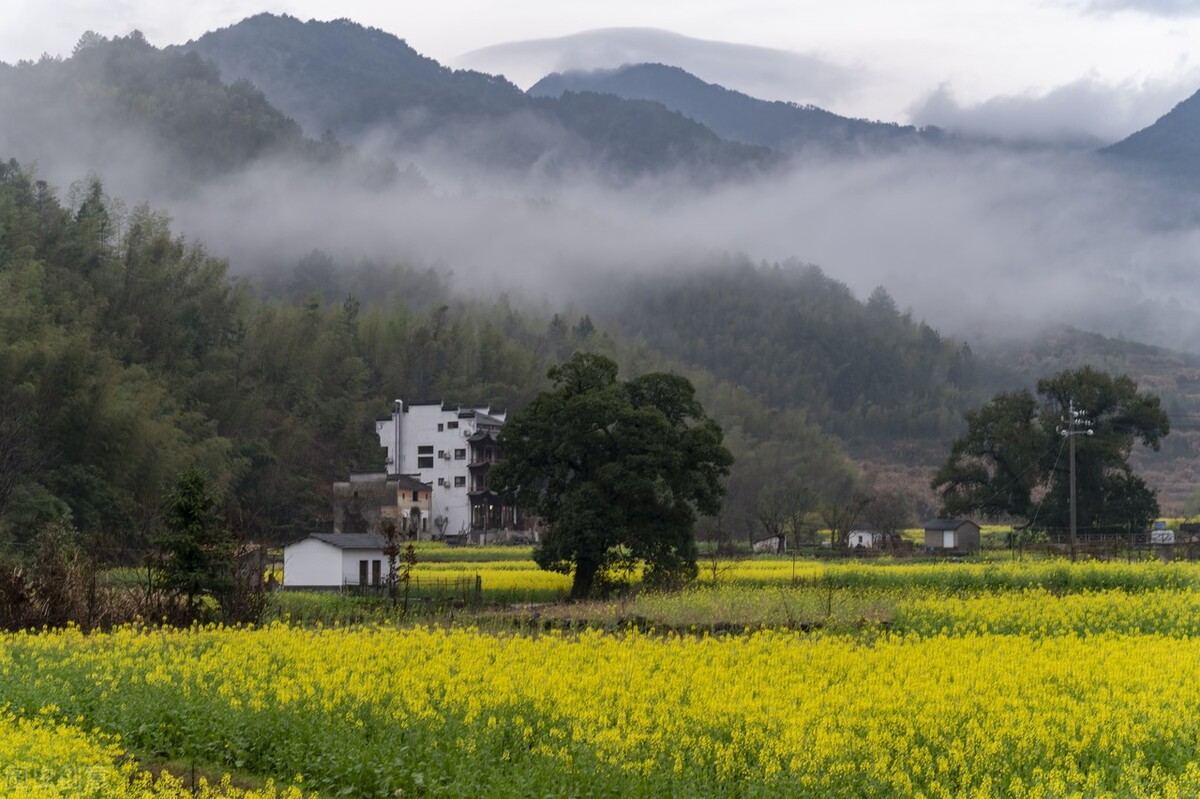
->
[751, 531, 784, 544]
[922, 518, 977, 531]
[295, 533, 389, 550]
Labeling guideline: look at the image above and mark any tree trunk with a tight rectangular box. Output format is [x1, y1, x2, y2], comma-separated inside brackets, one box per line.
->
[570, 557, 599, 600]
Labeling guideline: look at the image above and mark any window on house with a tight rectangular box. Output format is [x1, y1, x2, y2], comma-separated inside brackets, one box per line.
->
[358, 560, 368, 586]
[438, 423, 444, 432]
[447, 421, 458, 429]
[418, 445, 433, 454]
[454, 448, 466, 460]
[418, 456, 433, 469]
[372, 560, 382, 586]
[454, 476, 466, 487]
[412, 491, 419, 501]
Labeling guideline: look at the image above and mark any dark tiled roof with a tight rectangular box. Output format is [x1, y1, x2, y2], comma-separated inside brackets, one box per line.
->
[393, 474, 432, 492]
[305, 533, 389, 550]
[922, 519, 976, 531]
[475, 412, 505, 426]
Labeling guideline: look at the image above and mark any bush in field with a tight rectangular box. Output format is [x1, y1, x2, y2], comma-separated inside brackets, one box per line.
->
[154, 467, 236, 621]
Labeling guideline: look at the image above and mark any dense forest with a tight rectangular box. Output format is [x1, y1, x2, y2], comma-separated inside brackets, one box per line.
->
[594, 260, 984, 443]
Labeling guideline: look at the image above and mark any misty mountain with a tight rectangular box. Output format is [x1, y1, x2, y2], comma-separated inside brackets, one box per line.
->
[178, 14, 774, 181]
[530, 63, 944, 154]
[1103, 86, 1200, 182]
[455, 27, 861, 109]
[176, 14, 528, 140]
[0, 31, 355, 194]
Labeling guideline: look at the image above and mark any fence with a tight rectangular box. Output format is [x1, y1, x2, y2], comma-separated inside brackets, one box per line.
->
[343, 574, 483, 606]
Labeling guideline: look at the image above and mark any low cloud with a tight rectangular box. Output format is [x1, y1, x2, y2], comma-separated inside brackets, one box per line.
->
[1062, 0, 1200, 17]
[147, 136, 1200, 355]
[910, 75, 1199, 145]
[454, 27, 862, 108]
[6, 79, 1200, 355]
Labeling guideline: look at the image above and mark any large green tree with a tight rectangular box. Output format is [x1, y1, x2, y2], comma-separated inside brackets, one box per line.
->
[490, 352, 733, 599]
[932, 367, 1169, 541]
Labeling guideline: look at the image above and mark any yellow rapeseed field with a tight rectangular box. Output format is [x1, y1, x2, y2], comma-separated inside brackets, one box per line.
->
[0, 709, 303, 798]
[6, 610, 1200, 797]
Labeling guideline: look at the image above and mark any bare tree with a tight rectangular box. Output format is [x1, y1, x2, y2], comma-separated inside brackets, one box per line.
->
[821, 487, 871, 549]
[700, 517, 740, 584]
[756, 483, 817, 554]
[862, 490, 913, 552]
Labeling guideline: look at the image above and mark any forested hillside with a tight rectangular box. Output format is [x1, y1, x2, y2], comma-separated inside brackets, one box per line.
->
[593, 259, 985, 444]
[0, 160, 856, 557]
[0, 31, 360, 192]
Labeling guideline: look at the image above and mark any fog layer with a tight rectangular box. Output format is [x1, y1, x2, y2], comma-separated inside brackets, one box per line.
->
[4, 84, 1200, 354]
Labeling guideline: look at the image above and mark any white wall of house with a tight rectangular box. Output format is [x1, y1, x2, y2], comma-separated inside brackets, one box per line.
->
[341, 550, 389, 586]
[752, 535, 783, 554]
[283, 538, 343, 588]
[284, 539, 392, 588]
[848, 531, 881, 548]
[375, 401, 505, 536]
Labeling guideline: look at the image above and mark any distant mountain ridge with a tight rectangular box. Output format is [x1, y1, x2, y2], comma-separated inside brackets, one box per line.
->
[530, 63, 945, 154]
[179, 14, 775, 182]
[1103, 87, 1200, 182]
[0, 30, 355, 194]
[455, 27, 859, 108]
[176, 14, 528, 139]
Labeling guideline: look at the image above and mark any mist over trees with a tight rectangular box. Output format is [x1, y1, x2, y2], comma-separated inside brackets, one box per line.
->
[595, 260, 982, 442]
[0, 30, 358, 193]
[5, 11, 1200, 563]
[0, 159, 879, 562]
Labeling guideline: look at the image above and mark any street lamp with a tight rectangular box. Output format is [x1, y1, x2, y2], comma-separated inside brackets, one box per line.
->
[1058, 399, 1093, 561]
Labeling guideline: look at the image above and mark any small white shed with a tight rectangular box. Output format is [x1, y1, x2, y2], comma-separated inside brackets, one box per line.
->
[284, 533, 393, 589]
[847, 530, 883, 549]
[752, 533, 785, 554]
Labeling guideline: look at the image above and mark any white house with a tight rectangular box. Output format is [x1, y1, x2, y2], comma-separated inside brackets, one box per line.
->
[752, 533, 785, 554]
[847, 529, 884, 549]
[284, 533, 392, 590]
[375, 400, 526, 541]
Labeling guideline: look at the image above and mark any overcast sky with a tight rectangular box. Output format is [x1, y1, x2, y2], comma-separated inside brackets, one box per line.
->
[6, 0, 1200, 141]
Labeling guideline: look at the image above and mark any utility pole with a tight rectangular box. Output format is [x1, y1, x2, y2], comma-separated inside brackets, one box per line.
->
[1059, 399, 1093, 561]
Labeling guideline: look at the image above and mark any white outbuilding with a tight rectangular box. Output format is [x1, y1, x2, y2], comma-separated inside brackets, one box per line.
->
[847, 529, 884, 549]
[283, 533, 392, 590]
